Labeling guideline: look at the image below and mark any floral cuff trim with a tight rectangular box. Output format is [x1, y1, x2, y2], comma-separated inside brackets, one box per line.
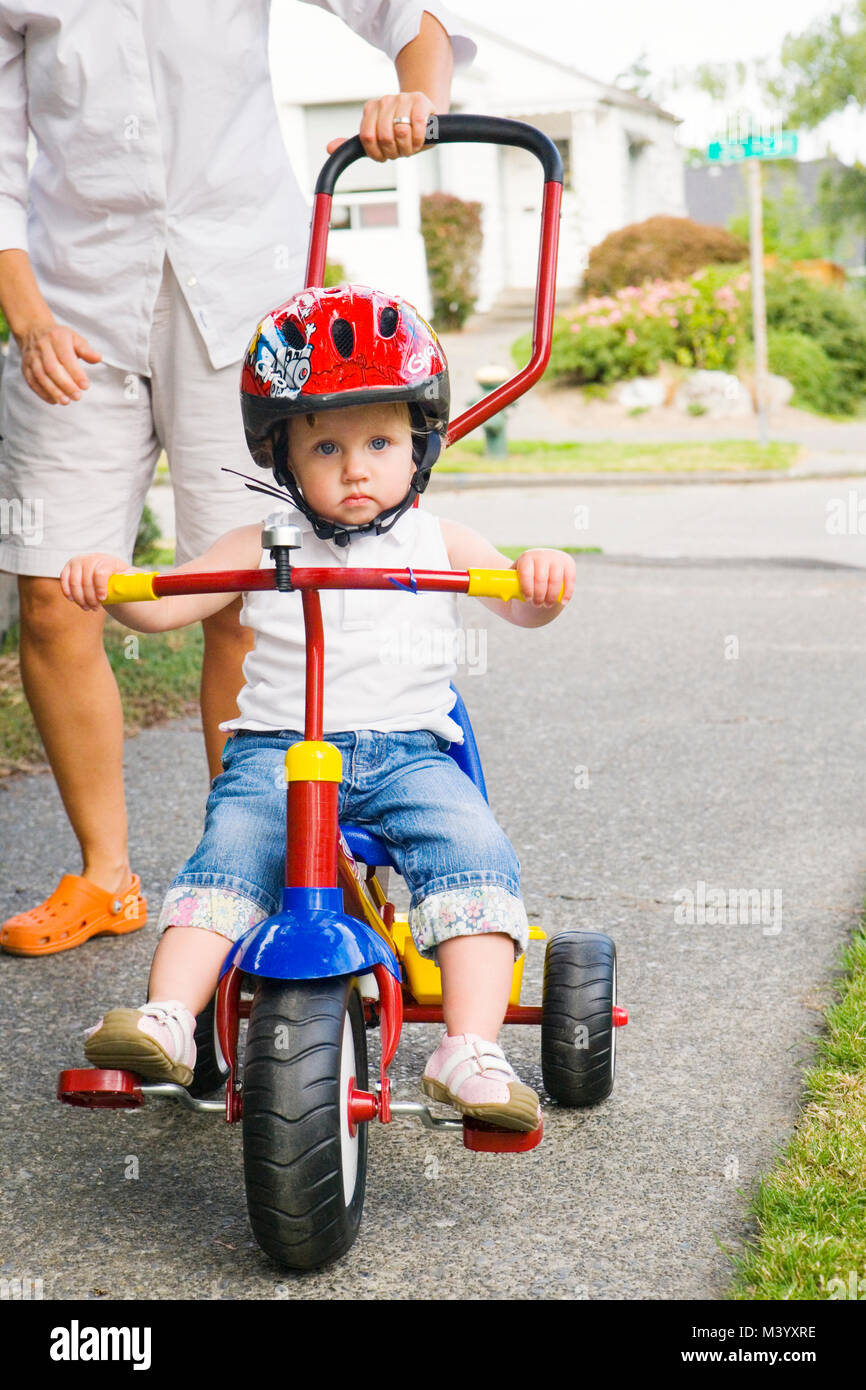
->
[156, 885, 267, 943]
[409, 885, 529, 961]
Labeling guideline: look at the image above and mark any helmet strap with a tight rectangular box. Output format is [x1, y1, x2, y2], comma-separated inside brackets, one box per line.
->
[271, 429, 443, 547]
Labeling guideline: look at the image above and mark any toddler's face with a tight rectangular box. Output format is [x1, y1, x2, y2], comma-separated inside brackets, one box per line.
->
[286, 403, 414, 529]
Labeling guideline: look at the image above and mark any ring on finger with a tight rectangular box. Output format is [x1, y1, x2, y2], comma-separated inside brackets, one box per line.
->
[393, 116, 413, 127]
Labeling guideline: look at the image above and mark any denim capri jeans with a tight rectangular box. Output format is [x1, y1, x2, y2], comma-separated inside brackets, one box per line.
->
[157, 728, 529, 961]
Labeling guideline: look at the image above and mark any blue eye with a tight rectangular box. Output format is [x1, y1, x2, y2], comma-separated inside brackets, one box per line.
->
[370, 437, 389, 451]
[316, 441, 338, 456]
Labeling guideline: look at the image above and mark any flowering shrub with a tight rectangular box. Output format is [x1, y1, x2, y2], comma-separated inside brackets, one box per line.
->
[420, 192, 483, 330]
[583, 216, 748, 296]
[514, 266, 750, 385]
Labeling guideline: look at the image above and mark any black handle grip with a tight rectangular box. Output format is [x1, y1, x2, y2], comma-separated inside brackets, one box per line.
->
[314, 113, 563, 196]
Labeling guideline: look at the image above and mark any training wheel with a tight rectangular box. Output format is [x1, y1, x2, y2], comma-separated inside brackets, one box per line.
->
[462, 1116, 543, 1152]
[57, 1068, 145, 1109]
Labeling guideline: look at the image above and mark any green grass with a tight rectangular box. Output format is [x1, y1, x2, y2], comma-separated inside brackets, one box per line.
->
[497, 545, 602, 559]
[728, 922, 866, 1300]
[437, 439, 799, 474]
[0, 621, 203, 778]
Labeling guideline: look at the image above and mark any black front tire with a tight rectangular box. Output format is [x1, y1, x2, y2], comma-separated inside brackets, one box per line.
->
[541, 931, 617, 1106]
[242, 975, 368, 1270]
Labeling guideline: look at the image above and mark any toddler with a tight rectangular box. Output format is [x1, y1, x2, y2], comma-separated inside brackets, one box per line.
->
[63, 285, 575, 1132]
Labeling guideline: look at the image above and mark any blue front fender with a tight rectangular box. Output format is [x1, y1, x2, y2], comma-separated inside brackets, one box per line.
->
[219, 886, 401, 983]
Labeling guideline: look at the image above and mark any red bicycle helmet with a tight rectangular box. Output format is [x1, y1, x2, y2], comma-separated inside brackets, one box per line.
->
[240, 284, 449, 546]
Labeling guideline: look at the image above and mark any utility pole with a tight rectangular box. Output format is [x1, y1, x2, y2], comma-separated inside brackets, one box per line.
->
[748, 155, 769, 447]
[707, 117, 798, 449]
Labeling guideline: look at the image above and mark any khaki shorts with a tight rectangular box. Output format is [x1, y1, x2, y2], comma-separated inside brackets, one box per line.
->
[0, 258, 289, 577]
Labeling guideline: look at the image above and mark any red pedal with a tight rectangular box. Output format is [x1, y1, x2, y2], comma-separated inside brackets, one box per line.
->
[462, 1116, 543, 1152]
[612, 1006, 628, 1026]
[57, 1068, 144, 1109]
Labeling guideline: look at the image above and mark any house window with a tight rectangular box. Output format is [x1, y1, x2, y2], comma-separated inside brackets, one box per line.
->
[359, 201, 399, 228]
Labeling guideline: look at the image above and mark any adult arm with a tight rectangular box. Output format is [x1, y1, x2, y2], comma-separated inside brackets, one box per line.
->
[305, 2, 475, 160]
[0, 19, 101, 403]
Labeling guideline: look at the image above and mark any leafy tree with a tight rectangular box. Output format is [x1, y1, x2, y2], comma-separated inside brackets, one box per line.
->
[614, 51, 656, 102]
[767, 1, 866, 233]
[727, 175, 841, 260]
[767, 0, 866, 127]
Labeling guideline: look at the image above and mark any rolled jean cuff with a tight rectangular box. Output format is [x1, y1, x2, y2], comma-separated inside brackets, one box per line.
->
[409, 885, 529, 962]
[156, 884, 268, 943]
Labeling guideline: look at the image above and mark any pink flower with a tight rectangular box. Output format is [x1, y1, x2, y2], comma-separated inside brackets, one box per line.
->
[571, 323, 581, 333]
[171, 895, 200, 926]
[669, 318, 679, 328]
[625, 328, 637, 345]
[727, 335, 736, 344]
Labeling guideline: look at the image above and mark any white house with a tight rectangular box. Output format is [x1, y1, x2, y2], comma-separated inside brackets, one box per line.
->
[269, 3, 687, 314]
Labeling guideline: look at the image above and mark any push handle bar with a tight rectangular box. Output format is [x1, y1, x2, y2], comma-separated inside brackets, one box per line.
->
[103, 567, 526, 606]
[304, 113, 563, 447]
[312, 114, 563, 196]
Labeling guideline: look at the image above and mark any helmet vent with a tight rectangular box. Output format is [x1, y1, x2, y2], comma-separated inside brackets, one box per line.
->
[331, 317, 355, 358]
[379, 306, 399, 338]
[282, 317, 306, 350]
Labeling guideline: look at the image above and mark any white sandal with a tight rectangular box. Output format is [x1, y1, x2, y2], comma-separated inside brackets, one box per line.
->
[422, 1032, 541, 1131]
[84, 1000, 197, 1086]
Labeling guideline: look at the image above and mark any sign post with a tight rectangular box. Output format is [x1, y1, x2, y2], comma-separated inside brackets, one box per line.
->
[748, 157, 769, 447]
[707, 124, 798, 447]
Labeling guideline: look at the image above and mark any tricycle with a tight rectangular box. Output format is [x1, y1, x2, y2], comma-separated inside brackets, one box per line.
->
[58, 115, 627, 1271]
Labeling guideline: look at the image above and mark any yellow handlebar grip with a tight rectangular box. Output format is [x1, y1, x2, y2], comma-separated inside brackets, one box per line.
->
[104, 572, 159, 604]
[466, 568, 525, 602]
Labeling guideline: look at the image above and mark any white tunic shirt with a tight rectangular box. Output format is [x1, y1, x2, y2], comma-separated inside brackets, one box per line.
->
[221, 504, 465, 742]
[0, 1, 475, 373]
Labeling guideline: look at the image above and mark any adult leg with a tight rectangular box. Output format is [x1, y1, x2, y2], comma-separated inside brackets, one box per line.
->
[149, 261, 292, 780]
[17, 576, 130, 895]
[0, 339, 158, 950]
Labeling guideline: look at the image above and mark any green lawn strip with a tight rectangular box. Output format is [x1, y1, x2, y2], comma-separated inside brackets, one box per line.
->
[438, 439, 798, 474]
[0, 622, 203, 779]
[497, 545, 602, 559]
[728, 924, 866, 1300]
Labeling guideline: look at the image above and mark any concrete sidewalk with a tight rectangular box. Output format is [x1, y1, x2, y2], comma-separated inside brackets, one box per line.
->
[3, 559, 865, 1299]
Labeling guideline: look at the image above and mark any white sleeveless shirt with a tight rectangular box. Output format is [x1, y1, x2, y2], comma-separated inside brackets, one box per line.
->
[220, 505, 464, 743]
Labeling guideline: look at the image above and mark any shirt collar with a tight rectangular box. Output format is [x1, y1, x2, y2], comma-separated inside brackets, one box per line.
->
[263, 503, 418, 558]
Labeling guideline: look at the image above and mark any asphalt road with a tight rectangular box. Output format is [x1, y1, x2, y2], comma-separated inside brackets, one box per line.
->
[2, 557, 865, 1300]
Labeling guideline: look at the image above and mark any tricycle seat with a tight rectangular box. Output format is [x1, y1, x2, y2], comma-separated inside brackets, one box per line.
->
[340, 686, 487, 869]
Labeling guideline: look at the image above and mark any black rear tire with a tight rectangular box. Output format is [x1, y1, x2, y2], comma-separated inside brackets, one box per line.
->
[242, 975, 368, 1270]
[186, 997, 230, 1098]
[541, 931, 617, 1106]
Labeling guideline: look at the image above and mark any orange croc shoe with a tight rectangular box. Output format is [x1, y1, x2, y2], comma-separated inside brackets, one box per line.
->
[0, 874, 147, 957]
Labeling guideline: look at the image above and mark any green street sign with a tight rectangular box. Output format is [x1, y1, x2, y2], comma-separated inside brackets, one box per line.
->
[707, 132, 798, 162]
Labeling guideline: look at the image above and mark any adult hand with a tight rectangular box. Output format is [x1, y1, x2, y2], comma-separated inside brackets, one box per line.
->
[18, 322, 102, 405]
[326, 91, 436, 163]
